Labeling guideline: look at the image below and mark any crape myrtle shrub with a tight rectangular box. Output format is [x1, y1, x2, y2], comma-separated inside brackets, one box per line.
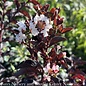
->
[0, 0, 86, 85]
[38, 0, 86, 60]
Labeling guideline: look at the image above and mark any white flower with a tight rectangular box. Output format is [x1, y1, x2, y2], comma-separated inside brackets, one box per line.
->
[67, 83, 73, 86]
[46, 62, 51, 70]
[31, 28, 39, 36]
[43, 62, 50, 73]
[29, 20, 39, 36]
[83, 80, 85, 85]
[44, 24, 52, 31]
[1, 43, 3, 49]
[43, 74, 51, 82]
[52, 64, 59, 73]
[15, 32, 26, 43]
[12, 21, 27, 43]
[29, 20, 35, 29]
[34, 14, 50, 25]
[68, 57, 74, 67]
[34, 14, 40, 24]
[5, 1, 13, 7]
[55, 9, 59, 14]
[29, 14, 52, 37]
[57, 45, 61, 50]
[39, 14, 49, 25]
[43, 68, 48, 73]
[33, 80, 39, 85]
[62, 52, 66, 58]
[17, 21, 26, 31]
[41, 29, 48, 37]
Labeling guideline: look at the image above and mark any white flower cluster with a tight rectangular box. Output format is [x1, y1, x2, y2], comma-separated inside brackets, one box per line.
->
[29, 14, 52, 37]
[43, 62, 69, 82]
[43, 62, 59, 81]
[13, 21, 27, 43]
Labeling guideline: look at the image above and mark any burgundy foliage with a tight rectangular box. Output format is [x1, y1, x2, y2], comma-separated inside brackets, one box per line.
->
[0, 0, 86, 85]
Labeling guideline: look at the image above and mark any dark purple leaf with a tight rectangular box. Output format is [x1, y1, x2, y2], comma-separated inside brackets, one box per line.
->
[14, 0, 20, 9]
[74, 60, 86, 65]
[59, 25, 73, 34]
[27, 47, 34, 55]
[5, 9, 11, 15]
[72, 74, 85, 81]
[31, 41, 38, 45]
[69, 68, 86, 76]
[49, 36, 66, 46]
[48, 48, 57, 60]
[54, 17, 63, 26]
[28, 0, 40, 5]
[33, 4, 42, 11]
[41, 4, 50, 12]
[0, 64, 6, 74]
[60, 59, 68, 69]
[57, 52, 64, 60]
[20, 10, 31, 19]
[2, 37, 10, 42]
[16, 60, 37, 69]
[50, 8, 57, 20]
[50, 8, 56, 14]
[12, 29, 19, 34]
[37, 41, 45, 51]
[14, 68, 36, 77]
[48, 29, 55, 37]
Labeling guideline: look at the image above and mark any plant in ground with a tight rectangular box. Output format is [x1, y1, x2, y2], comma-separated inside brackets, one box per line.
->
[0, 0, 86, 85]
